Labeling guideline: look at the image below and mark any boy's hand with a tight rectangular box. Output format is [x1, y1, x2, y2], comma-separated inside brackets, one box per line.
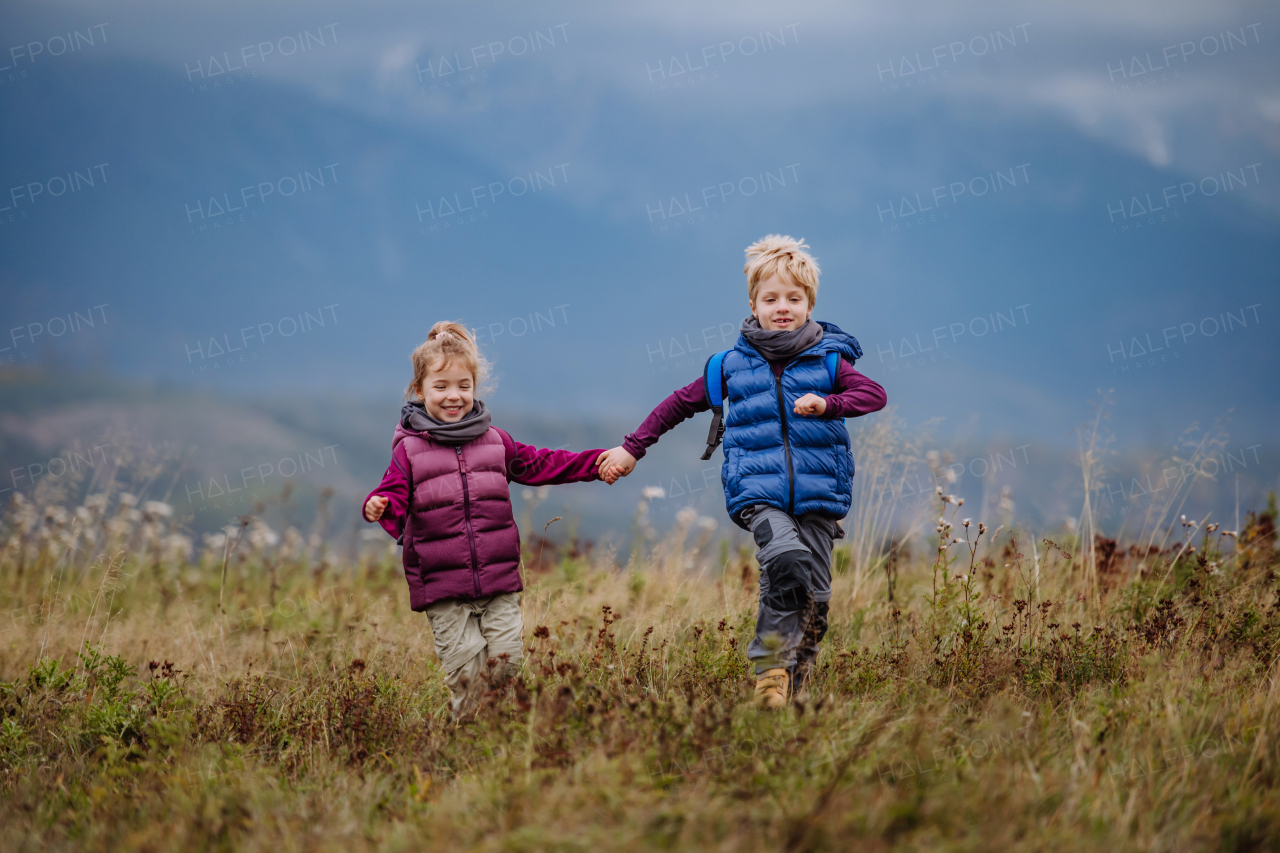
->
[793, 393, 827, 417]
[597, 446, 637, 484]
[364, 495, 389, 521]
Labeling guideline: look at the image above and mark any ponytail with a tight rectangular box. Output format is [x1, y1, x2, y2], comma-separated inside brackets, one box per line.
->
[405, 321, 491, 399]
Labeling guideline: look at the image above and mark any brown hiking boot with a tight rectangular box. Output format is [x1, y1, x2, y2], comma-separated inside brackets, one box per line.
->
[753, 668, 790, 710]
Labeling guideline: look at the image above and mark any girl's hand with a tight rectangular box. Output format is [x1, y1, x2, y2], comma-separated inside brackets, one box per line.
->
[364, 495, 389, 521]
[793, 393, 827, 416]
[597, 447, 637, 484]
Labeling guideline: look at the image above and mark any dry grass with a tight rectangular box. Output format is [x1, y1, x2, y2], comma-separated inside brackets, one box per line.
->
[2, 476, 1280, 852]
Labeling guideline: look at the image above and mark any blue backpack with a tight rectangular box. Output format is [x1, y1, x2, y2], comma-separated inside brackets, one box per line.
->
[699, 349, 842, 460]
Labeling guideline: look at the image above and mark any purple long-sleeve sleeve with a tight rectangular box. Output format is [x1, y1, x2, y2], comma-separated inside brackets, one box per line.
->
[364, 442, 412, 539]
[493, 428, 605, 486]
[825, 361, 888, 419]
[621, 359, 887, 460]
[363, 430, 604, 536]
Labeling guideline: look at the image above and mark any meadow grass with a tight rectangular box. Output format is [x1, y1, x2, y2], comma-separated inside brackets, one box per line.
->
[1, 486, 1279, 852]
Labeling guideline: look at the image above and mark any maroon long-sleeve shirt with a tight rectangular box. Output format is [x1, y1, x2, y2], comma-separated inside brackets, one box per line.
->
[364, 427, 603, 539]
[622, 358, 887, 460]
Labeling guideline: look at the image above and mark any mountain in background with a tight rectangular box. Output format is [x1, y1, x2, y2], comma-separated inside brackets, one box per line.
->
[0, 56, 1276, 451]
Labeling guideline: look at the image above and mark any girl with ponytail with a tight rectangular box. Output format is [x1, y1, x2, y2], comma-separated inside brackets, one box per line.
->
[363, 321, 609, 717]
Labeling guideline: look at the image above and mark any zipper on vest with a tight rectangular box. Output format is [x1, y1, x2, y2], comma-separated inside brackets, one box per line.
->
[456, 447, 482, 597]
[773, 373, 796, 514]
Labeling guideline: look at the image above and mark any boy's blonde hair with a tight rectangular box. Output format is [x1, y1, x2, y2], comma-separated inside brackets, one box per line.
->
[405, 321, 491, 399]
[743, 234, 820, 306]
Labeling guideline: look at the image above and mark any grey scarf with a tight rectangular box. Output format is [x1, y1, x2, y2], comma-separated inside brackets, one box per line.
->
[741, 317, 824, 362]
[400, 399, 493, 445]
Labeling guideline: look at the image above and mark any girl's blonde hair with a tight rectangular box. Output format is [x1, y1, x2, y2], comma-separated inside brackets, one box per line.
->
[405, 321, 491, 399]
[743, 234, 821, 306]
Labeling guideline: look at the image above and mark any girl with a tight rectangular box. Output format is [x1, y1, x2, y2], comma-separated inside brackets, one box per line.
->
[364, 321, 608, 717]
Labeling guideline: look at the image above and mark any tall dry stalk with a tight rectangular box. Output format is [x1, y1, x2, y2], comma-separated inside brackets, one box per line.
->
[1072, 390, 1113, 606]
[845, 407, 930, 603]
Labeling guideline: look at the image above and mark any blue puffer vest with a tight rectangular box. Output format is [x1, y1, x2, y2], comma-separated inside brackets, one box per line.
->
[718, 321, 863, 527]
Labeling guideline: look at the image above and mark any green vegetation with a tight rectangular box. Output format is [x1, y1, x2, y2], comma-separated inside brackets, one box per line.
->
[2, 483, 1279, 851]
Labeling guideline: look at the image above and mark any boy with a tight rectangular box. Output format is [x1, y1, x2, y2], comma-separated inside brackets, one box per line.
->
[598, 235, 886, 708]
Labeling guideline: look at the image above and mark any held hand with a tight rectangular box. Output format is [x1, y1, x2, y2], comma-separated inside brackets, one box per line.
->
[793, 393, 827, 417]
[364, 495, 389, 521]
[597, 446, 637, 484]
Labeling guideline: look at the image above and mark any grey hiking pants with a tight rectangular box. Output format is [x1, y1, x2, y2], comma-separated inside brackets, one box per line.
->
[424, 592, 523, 717]
[741, 505, 842, 677]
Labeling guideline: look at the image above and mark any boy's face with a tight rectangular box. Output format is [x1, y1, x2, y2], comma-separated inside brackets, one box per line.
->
[751, 273, 811, 331]
[418, 360, 475, 422]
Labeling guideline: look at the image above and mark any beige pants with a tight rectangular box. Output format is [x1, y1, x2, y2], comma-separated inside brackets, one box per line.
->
[424, 592, 524, 716]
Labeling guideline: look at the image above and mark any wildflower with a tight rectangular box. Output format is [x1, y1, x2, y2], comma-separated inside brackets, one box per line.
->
[978, 523, 986, 535]
[1224, 530, 1238, 538]
[1206, 523, 1219, 533]
[118, 492, 139, 508]
[141, 500, 173, 521]
[641, 486, 665, 500]
[935, 485, 943, 495]
[957, 498, 964, 506]
[962, 518, 971, 528]
[675, 506, 697, 524]
[952, 537, 962, 544]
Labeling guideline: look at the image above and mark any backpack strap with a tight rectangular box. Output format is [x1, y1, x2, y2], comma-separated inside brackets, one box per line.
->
[699, 349, 840, 460]
[824, 351, 840, 391]
[700, 350, 730, 460]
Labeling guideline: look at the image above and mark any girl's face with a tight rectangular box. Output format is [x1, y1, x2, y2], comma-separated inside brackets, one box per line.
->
[419, 360, 475, 422]
[750, 273, 811, 331]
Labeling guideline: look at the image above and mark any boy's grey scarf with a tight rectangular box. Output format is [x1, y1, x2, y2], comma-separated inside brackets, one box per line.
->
[400, 399, 493, 444]
[741, 317, 824, 362]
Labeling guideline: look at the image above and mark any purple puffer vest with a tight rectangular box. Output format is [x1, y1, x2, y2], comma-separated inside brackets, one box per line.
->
[394, 424, 522, 611]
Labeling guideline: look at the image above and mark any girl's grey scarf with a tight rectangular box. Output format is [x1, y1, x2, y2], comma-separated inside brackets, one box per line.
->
[400, 399, 493, 444]
[741, 317, 824, 362]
